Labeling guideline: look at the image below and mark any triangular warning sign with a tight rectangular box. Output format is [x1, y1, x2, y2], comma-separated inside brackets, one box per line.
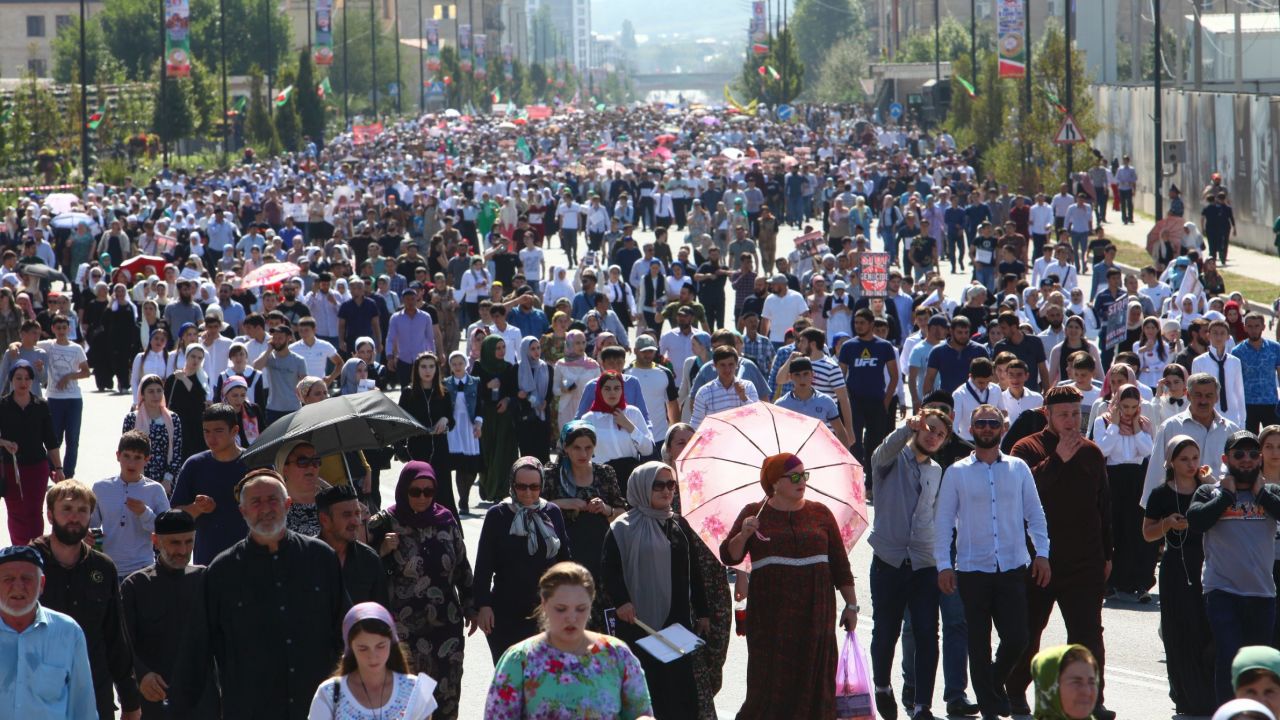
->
[1054, 114, 1085, 145]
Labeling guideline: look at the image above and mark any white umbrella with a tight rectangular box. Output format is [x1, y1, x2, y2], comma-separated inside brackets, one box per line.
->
[443, 108, 461, 118]
[720, 148, 744, 160]
[44, 193, 79, 214]
[496, 121, 518, 131]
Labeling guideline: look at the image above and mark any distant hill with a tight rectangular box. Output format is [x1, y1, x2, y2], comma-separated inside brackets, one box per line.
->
[591, 0, 748, 40]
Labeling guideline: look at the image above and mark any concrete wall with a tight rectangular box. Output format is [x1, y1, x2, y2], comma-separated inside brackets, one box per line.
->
[1090, 83, 1280, 255]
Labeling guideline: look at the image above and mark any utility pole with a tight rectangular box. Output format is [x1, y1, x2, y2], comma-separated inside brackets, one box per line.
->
[220, 0, 229, 160]
[1154, 0, 1164, 219]
[1193, 1, 1203, 90]
[159, 0, 169, 163]
[79, 0, 89, 186]
[1022, 0, 1031, 179]
[933, 0, 940, 83]
[969, 0, 977, 96]
[394, 0, 402, 114]
[307, 0, 313, 46]
[1065, 0, 1074, 176]
[342, 0, 349, 126]
[371, 0, 379, 117]
[266, 0, 274, 117]
[417, 0, 424, 114]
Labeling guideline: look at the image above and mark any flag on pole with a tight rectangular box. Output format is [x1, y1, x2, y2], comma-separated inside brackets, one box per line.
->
[955, 75, 976, 97]
[86, 104, 106, 130]
[751, 43, 769, 55]
[273, 86, 295, 107]
[1039, 86, 1067, 114]
[491, 86, 501, 103]
[318, 77, 333, 100]
[226, 96, 247, 117]
[515, 136, 531, 162]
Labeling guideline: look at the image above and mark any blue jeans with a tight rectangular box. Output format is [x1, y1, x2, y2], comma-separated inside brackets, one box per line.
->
[1069, 231, 1089, 271]
[1205, 590, 1276, 703]
[869, 556, 940, 711]
[903, 584, 971, 702]
[973, 263, 995, 293]
[48, 397, 83, 478]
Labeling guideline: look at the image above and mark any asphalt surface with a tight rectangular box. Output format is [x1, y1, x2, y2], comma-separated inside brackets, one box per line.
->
[0, 223, 1191, 719]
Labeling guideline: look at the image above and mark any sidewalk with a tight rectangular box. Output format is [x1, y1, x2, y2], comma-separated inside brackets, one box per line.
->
[1100, 213, 1279, 312]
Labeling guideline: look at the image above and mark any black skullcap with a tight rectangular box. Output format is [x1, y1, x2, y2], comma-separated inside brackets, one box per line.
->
[316, 483, 359, 512]
[0, 545, 43, 570]
[154, 510, 196, 535]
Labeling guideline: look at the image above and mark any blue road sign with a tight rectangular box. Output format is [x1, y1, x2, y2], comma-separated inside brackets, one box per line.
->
[776, 104, 793, 121]
[889, 102, 903, 120]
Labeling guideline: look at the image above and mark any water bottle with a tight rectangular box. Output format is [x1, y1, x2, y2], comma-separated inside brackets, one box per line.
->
[734, 597, 747, 637]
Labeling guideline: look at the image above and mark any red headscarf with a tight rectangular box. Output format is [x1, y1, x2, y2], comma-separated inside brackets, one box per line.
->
[1224, 300, 1247, 342]
[759, 453, 804, 497]
[588, 370, 628, 413]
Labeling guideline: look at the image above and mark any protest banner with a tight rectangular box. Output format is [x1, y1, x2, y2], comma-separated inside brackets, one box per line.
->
[859, 252, 891, 297]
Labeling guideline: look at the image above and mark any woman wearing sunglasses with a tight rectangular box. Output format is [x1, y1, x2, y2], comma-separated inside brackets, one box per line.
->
[367, 460, 477, 720]
[275, 439, 326, 537]
[719, 452, 858, 719]
[601, 461, 709, 720]
[472, 457, 571, 663]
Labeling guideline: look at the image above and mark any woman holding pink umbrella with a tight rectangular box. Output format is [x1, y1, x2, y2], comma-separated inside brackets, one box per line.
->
[719, 452, 859, 719]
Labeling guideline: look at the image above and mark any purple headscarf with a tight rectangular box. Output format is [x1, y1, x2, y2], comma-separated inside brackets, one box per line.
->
[341, 602, 398, 651]
[388, 460, 454, 528]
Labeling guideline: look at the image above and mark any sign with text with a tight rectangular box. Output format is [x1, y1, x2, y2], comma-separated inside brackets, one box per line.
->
[164, 0, 191, 77]
[997, 0, 1026, 78]
[859, 252, 891, 298]
[1104, 295, 1128, 351]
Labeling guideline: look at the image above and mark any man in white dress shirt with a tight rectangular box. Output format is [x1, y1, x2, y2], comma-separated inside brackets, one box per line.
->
[1192, 320, 1247, 428]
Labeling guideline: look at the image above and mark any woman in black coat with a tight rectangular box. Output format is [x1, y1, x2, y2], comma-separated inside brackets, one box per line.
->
[101, 284, 141, 393]
[472, 457, 571, 661]
[397, 351, 457, 513]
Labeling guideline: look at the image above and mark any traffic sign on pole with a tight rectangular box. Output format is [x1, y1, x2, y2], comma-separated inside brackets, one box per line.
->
[776, 104, 793, 121]
[1053, 114, 1086, 145]
[889, 102, 903, 120]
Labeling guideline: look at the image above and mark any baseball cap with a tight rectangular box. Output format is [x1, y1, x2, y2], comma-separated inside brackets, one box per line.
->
[634, 335, 658, 353]
[832, 280, 847, 291]
[1225, 430, 1261, 453]
[676, 305, 694, 316]
[770, 274, 788, 285]
[0, 545, 43, 570]
[928, 315, 950, 329]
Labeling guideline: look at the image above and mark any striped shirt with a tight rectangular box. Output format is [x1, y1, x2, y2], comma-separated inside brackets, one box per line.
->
[690, 377, 759, 428]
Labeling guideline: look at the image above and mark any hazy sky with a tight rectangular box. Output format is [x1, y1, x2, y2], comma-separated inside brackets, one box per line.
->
[590, 0, 750, 39]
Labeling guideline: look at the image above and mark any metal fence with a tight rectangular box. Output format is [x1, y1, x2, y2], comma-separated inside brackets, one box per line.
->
[1090, 84, 1280, 254]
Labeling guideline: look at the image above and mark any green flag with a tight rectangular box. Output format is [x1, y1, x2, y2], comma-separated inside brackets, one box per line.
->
[1039, 86, 1067, 114]
[445, 138, 458, 157]
[515, 136, 531, 162]
[86, 104, 106, 130]
[227, 96, 248, 117]
[273, 85, 295, 107]
[955, 76, 976, 98]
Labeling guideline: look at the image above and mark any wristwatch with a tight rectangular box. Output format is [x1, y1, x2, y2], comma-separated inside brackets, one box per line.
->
[844, 603, 860, 614]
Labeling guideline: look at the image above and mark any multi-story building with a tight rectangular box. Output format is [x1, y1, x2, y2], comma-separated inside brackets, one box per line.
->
[526, 0, 589, 70]
[0, 0, 102, 78]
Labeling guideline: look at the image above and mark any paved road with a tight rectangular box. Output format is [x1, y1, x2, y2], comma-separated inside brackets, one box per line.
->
[0, 224, 1189, 719]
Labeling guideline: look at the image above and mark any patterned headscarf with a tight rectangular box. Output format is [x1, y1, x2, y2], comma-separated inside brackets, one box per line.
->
[759, 452, 803, 497]
[504, 456, 561, 559]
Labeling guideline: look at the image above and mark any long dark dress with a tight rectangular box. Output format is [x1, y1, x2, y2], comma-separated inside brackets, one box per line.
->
[517, 368, 554, 463]
[472, 502, 572, 661]
[719, 501, 854, 720]
[164, 373, 208, 461]
[84, 298, 111, 390]
[1145, 484, 1216, 716]
[398, 386, 458, 513]
[102, 303, 140, 391]
[603, 514, 707, 720]
[472, 361, 520, 502]
[367, 510, 474, 720]
[541, 460, 626, 628]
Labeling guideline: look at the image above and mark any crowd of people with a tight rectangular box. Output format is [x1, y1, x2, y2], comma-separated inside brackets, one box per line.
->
[0, 99, 1279, 720]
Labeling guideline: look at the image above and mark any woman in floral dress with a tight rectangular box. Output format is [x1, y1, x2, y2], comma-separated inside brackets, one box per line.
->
[484, 561, 653, 720]
[121, 374, 184, 493]
[368, 461, 476, 720]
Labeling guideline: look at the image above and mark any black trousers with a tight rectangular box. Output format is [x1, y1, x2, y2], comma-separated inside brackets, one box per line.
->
[1107, 462, 1157, 593]
[1246, 403, 1280, 433]
[850, 394, 891, 466]
[1006, 564, 1106, 706]
[1119, 189, 1135, 223]
[957, 567, 1029, 715]
[702, 296, 725, 331]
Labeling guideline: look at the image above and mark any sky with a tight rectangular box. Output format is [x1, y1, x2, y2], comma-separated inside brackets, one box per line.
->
[590, 0, 751, 40]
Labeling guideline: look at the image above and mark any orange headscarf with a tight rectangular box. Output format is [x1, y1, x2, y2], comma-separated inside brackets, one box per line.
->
[759, 453, 803, 497]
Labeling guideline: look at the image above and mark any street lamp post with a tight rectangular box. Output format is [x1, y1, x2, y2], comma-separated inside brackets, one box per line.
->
[393, 0, 402, 114]
[969, 0, 977, 96]
[158, 0, 169, 164]
[371, 0, 379, 117]
[417, 0, 425, 114]
[933, 0, 940, 84]
[220, 0, 229, 160]
[342, 0, 349, 126]
[265, 0, 275, 117]
[1065, 0, 1074, 176]
[1154, 0, 1163, 219]
[79, 0, 89, 186]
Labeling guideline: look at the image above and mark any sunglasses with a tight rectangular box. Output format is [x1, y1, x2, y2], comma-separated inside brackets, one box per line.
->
[972, 418, 1003, 430]
[288, 456, 322, 468]
[513, 482, 541, 492]
[1232, 449, 1261, 460]
[785, 471, 810, 484]
[652, 480, 677, 492]
[406, 486, 436, 498]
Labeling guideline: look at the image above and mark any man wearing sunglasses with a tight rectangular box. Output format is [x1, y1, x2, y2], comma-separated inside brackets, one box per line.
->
[1188, 430, 1280, 703]
[867, 408, 952, 720]
[1006, 385, 1114, 720]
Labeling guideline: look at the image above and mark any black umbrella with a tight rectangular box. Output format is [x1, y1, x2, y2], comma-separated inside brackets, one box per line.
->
[18, 263, 68, 283]
[239, 390, 428, 468]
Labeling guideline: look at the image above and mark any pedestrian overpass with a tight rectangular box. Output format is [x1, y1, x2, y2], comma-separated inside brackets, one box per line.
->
[631, 71, 738, 97]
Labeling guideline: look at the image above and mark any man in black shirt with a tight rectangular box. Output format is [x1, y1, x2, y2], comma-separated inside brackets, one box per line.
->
[121, 510, 218, 719]
[1200, 191, 1236, 264]
[276, 280, 311, 325]
[1174, 318, 1211, 374]
[993, 313, 1050, 392]
[32, 480, 143, 720]
[316, 484, 388, 607]
[694, 246, 731, 331]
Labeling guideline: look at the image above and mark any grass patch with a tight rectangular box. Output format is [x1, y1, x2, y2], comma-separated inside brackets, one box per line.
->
[1110, 242, 1277, 307]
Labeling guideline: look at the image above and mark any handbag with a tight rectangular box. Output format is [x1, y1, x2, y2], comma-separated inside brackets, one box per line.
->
[835, 630, 875, 720]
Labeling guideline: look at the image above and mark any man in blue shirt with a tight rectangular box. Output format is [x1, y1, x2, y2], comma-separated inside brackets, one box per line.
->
[1231, 312, 1280, 431]
[923, 316, 989, 395]
[838, 309, 899, 473]
[336, 279, 381, 356]
[507, 286, 550, 338]
[0, 546, 97, 720]
[776, 357, 851, 447]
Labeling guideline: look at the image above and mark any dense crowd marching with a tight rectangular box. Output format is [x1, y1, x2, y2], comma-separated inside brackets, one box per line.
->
[0, 100, 1279, 720]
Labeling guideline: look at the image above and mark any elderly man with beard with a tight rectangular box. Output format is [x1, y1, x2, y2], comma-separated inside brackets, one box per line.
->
[316, 484, 388, 607]
[1188, 430, 1280, 703]
[198, 470, 348, 720]
[30, 480, 142, 720]
[121, 510, 217, 719]
[1007, 385, 1114, 720]
[0, 544, 96, 719]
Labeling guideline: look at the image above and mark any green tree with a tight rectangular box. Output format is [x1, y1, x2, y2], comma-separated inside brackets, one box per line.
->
[245, 67, 279, 153]
[152, 78, 195, 147]
[789, 0, 864, 87]
[942, 48, 1007, 160]
[99, 0, 290, 80]
[527, 62, 548, 103]
[189, 58, 217, 137]
[813, 35, 868, 103]
[984, 24, 1099, 192]
[274, 72, 301, 152]
[897, 17, 991, 64]
[52, 18, 110, 84]
[295, 50, 325, 145]
[330, 8, 401, 114]
[737, 28, 803, 105]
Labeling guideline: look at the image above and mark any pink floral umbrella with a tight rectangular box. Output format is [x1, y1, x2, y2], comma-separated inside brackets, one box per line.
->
[241, 262, 301, 289]
[674, 402, 868, 569]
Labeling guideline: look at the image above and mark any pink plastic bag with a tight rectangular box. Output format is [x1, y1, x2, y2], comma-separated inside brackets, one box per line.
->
[835, 630, 875, 720]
